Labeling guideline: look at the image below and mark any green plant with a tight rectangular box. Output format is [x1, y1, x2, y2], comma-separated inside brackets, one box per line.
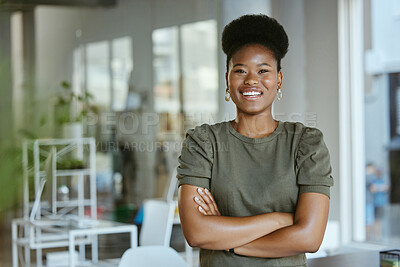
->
[54, 81, 95, 125]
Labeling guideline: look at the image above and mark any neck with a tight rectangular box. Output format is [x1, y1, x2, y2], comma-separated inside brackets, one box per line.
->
[232, 112, 278, 139]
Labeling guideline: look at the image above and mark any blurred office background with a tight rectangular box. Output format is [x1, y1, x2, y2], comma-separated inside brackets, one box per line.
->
[0, 0, 399, 265]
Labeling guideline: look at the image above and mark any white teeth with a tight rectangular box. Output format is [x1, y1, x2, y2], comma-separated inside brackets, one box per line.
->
[243, 91, 261, 96]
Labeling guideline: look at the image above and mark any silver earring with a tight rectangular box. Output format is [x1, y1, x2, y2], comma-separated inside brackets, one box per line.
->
[225, 88, 230, 102]
[277, 88, 282, 101]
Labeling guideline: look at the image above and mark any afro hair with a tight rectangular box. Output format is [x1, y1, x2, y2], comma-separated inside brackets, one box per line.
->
[222, 14, 289, 70]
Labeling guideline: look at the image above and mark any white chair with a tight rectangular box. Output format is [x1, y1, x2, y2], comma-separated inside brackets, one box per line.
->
[140, 200, 175, 246]
[163, 167, 178, 202]
[118, 246, 187, 267]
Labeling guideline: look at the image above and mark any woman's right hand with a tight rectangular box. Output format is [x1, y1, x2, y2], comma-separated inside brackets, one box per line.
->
[193, 187, 221, 216]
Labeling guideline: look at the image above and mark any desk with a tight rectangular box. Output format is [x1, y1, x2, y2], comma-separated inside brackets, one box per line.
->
[68, 220, 137, 267]
[308, 251, 380, 267]
[12, 218, 137, 267]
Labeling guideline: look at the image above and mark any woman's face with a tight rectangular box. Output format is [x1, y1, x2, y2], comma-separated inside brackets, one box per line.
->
[225, 44, 282, 116]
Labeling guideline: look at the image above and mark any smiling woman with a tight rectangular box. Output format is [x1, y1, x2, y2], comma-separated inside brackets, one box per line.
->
[177, 14, 334, 267]
[227, 44, 282, 123]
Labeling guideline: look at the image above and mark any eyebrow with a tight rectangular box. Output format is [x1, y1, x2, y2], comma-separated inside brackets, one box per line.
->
[232, 63, 272, 68]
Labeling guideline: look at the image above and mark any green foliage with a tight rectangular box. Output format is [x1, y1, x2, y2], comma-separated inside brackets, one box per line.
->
[0, 146, 23, 213]
[54, 81, 94, 125]
[56, 158, 85, 170]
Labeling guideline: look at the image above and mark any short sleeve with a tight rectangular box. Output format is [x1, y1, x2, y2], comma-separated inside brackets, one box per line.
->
[296, 127, 334, 198]
[177, 124, 213, 189]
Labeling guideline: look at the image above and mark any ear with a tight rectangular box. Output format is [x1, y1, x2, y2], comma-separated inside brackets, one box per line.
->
[225, 71, 229, 87]
[277, 71, 283, 89]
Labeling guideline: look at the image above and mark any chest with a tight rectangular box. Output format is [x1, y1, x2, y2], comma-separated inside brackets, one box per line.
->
[210, 141, 299, 216]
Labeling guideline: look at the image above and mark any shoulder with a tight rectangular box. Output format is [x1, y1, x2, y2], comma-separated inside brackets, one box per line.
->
[279, 121, 323, 140]
[293, 123, 329, 161]
[187, 121, 229, 141]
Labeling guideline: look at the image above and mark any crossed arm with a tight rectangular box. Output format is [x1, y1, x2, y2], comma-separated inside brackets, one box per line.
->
[178, 184, 330, 258]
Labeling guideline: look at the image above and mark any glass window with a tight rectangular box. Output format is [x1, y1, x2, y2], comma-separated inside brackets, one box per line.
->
[364, 0, 400, 244]
[152, 20, 218, 138]
[86, 41, 110, 109]
[112, 37, 133, 111]
[181, 20, 218, 126]
[153, 27, 180, 114]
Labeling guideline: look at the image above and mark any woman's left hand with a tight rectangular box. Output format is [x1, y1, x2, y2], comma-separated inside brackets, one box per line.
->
[193, 187, 221, 216]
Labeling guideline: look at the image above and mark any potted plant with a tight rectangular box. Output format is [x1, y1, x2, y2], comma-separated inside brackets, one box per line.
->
[54, 81, 95, 138]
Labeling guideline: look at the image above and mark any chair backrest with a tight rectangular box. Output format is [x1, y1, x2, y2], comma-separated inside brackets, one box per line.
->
[118, 246, 187, 267]
[139, 200, 175, 246]
[163, 167, 178, 202]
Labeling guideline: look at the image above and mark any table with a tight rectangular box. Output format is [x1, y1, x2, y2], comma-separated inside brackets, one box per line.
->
[68, 220, 137, 267]
[307, 251, 380, 267]
[12, 218, 137, 267]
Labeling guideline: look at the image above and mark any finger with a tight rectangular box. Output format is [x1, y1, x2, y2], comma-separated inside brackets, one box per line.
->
[203, 188, 219, 215]
[198, 206, 207, 215]
[194, 196, 212, 215]
[197, 188, 213, 206]
[197, 188, 218, 215]
[204, 188, 221, 215]
[197, 188, 216, 214]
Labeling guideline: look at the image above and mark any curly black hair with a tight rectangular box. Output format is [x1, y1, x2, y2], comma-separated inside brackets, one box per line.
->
[222, 14, 289, 71]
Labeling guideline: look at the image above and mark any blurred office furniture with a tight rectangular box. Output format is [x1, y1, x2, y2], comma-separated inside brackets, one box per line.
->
[164, 168, 193, 264]
[164, 167, 178, 202]
[13, 138, 97, 267]
[12, 218, 138, 267]
[139, 199, 175, 247]
[118, 246, 187, 267]
[307, 250, 380, 267]
[12, 138, 138, 267]
[22, 138, 97, 221]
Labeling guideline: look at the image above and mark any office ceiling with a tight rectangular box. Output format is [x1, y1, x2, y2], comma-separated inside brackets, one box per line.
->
[0, 0, 116, 9]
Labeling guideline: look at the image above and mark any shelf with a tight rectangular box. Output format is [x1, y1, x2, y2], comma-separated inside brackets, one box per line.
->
[56, 199, 92, 207]
[56, 169, 91, 176]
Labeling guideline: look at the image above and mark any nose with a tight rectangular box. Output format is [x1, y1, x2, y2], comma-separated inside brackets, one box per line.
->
[244, 72, 258, 85]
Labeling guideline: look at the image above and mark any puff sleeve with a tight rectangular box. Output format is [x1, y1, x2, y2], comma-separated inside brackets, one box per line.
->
[296, 127, 334, 198]
[177, 125, 214, 189]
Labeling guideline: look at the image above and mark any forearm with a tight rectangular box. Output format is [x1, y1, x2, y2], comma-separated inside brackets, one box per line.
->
[184, 212, 289, 250]
[235, 193, 329, 258]
[235, 224, 318, 258]
[179, 185, 291, 250]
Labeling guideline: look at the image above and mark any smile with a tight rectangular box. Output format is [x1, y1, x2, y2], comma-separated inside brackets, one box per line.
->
[242, 91, 262, 96]
[240, 89, 263, 100]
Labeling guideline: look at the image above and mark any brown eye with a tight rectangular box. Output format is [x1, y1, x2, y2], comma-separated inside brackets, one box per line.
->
[234, 69, 246, 74]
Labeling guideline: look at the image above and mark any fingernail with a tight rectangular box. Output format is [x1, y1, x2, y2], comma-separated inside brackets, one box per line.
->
[198, 206, 204, 211]
[198, 188, 203, 194]
[194, 197, 199, 202]
[205, 188, 209, 193]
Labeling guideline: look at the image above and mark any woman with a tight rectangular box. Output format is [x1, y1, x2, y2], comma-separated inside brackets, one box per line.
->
[177, 14, 333, 267]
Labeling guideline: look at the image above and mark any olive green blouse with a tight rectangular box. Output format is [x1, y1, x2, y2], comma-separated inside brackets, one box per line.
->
[177, 121, 334, 267]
